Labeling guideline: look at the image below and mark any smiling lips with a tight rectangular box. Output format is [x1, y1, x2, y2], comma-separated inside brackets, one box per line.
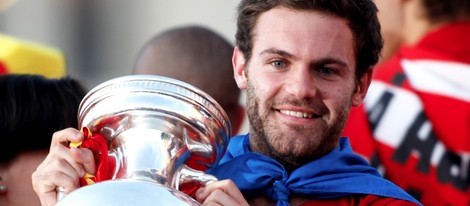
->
[279, 109, 319, 118]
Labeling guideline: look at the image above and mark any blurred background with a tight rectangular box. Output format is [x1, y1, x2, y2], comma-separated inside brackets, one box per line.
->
[0, 0, 239, 88]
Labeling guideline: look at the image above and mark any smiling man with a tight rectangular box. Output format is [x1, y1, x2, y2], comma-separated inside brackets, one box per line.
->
[197, 0, 421, 205]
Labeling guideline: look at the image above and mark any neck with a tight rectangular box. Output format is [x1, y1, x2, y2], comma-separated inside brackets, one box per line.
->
[247, 131, 335, 173]
[248, 132, 300, 172]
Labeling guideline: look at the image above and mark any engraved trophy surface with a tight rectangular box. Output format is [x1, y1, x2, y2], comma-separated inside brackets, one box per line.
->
[56, 75, 231, 206]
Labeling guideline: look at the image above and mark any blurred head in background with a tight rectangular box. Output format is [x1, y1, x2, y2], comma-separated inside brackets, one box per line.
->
[133, 25, 245, 134]
[0, 74, 87, 206]
[374, 0, 470, 62]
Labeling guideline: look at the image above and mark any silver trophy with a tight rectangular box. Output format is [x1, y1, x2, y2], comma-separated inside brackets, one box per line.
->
[56, 75, 231, 206]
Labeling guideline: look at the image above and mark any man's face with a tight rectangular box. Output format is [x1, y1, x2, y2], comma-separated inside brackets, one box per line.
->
[232, 7, 371, 168]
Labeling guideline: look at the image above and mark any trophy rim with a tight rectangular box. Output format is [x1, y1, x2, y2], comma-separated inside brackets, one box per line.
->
[77, 74, 231, 136]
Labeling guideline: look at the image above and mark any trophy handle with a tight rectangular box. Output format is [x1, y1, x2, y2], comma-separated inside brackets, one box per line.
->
[173, 165, 217, 198]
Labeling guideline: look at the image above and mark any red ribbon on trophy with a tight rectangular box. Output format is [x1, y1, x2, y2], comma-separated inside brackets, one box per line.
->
[69, 127, 113, 186]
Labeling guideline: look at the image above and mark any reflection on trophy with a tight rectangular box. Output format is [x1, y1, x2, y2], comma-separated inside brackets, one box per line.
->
[56, 75, 231, 205]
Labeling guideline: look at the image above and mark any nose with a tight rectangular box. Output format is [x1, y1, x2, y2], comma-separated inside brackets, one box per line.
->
[284, 66, 317, 99]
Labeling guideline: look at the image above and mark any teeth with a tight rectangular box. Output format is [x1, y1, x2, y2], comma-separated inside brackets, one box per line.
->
[280, 110, 314, 118]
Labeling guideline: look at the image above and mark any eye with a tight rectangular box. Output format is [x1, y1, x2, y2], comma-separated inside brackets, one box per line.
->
[270, 60, 286, 69]
[318, 66, 334, 75]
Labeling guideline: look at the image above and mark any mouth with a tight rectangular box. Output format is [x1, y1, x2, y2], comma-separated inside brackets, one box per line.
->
[278, 109, 321, 119]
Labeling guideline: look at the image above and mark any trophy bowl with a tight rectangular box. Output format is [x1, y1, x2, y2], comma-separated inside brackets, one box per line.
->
[56, 75, 231, 206]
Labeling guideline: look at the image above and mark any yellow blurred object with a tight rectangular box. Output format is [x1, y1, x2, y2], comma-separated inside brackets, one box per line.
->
[0, 33, 66, 78]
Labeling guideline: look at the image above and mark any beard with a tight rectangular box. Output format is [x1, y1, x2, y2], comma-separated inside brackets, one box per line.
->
[245, 80, 352, 171]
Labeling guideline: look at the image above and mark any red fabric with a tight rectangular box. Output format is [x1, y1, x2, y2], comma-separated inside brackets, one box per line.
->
[343, 22, 470, 206]
[179, 179, 205, 199]
[0, 61, 7, 74]
[299, 194, 418, 206]
[72, 127, 113, 186]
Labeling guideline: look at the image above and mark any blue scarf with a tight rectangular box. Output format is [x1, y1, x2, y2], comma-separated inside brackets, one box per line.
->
[207, 134, 421, 206]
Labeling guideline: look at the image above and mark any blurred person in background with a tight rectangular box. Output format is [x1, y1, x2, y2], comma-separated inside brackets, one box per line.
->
[1, 4, 83, 205]
[0, 74, 87, 206]
[133, 25, 246, 134]
[342, 0, 470, 205]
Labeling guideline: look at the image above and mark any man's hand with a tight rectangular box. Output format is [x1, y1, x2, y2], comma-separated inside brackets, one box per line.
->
[195, 179, 249, 206]
[31, 128, 96, 206]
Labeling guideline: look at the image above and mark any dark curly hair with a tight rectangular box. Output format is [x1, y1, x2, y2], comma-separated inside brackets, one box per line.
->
[235, 0, 383, 81]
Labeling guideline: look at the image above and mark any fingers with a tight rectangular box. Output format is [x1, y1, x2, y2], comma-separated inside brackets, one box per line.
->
[196, 180, 249, 206]
[70, 147, 96, 175]
[49, 127, 96, 175]
[32, 159, 80, 198]
[32, 127, 95, 206]
[32, 149, 81, 206]
[51, 127, 85, 148]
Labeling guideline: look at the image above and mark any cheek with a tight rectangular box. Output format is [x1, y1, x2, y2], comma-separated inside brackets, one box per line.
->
[8, 152, 47, 183]
[250, 78, 279, 102]
[321, 84, 354, 111]
[6, 162, 40, 198]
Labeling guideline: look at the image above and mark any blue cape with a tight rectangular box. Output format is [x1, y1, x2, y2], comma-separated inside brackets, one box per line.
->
[207, 134, 421, 206]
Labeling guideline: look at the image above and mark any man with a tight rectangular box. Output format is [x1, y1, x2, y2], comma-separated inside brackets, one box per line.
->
[133, 25, 245, 134]
[342, 0, 470, 205]
[32, 0, 421, 205]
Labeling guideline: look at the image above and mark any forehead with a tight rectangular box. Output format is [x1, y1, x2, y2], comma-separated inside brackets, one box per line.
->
[251, 7, 355, 66]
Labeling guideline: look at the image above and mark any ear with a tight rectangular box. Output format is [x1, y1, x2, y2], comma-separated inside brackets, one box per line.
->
[351, 68, 373, 107]
[232, 47, 248, 90]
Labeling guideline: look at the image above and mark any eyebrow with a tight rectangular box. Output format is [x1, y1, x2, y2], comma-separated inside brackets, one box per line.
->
[259, 48, 349, 67]
[259, 48, 295, 59]
[312, 58, 348, 68]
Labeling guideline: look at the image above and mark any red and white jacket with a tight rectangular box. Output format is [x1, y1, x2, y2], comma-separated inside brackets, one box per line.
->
[343, 22, 470, 206]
